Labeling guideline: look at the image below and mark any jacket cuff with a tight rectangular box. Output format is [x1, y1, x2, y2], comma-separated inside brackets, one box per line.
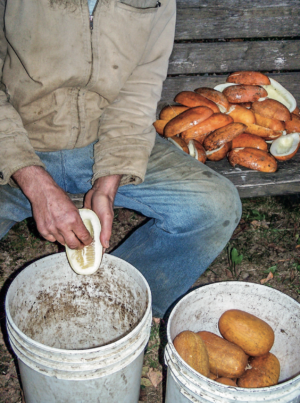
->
[0, 137, 45, 186]
[6, 161, 46, 188]
[92, 145, 149, 186]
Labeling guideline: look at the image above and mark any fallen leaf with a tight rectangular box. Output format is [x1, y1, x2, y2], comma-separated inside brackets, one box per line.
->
[251, 220, 269, 229]
[225, 269, 233, 278]
[296, 245, 300, 249]
[260, 271, 273, 284]
[147, 368, 163, 388]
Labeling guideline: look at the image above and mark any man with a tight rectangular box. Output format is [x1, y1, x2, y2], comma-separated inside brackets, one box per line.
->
[0, 0, 241, 317]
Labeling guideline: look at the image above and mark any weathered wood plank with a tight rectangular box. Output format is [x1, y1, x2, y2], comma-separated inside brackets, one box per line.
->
[168, 41, 300, 75]
[176, 0, 299, 9]
[206, 152, 300, 198]
[159, 72, 300, 112]
[69, 193, 85, 208]
[175, 5, 300, 40]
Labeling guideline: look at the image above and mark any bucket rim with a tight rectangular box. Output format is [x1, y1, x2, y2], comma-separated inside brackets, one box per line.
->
[166, 281, 300, 392]
[5, 252, 152, 354]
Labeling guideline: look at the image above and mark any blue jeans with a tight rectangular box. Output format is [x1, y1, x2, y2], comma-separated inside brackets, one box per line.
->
[0, 135, 242, 317]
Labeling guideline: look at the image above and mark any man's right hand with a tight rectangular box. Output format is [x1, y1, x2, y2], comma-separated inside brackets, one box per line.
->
[13, 166, 93, 249]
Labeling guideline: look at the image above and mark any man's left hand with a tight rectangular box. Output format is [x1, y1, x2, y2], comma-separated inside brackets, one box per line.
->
[84, 175, 122, 250]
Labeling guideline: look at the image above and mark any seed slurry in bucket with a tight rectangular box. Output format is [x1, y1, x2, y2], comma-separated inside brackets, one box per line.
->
[6, 246, 152, 402]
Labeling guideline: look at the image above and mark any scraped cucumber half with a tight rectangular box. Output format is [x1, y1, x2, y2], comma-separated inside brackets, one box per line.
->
[65, 208, 102, 275]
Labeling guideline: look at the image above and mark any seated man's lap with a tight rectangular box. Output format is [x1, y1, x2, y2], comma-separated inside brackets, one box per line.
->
[0, 135, 241, 241]
[0, 136, 241, 316]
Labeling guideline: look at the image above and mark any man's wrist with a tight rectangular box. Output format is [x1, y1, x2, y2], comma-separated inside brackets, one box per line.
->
[12, 166, 53, 198]
[93, 174, 123, 195]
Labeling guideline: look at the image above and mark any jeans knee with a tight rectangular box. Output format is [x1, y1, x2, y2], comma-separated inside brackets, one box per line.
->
[161, 175, 241, 235]
[185, 175, 241, 234]
[209, 176, 242, 232]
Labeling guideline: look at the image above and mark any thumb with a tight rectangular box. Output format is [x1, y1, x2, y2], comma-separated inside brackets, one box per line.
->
[93, 198, 113, 249]
[99, 210, 113, 249]
[83, 190, 92, 209]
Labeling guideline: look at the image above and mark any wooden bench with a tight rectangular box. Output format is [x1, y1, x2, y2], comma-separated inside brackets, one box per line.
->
[70, 0, 300, 206]
[159, 0, 300, 198]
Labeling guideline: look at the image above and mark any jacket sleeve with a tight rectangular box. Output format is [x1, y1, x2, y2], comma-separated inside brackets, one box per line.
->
[0, 0, 45, 186]
[93, 0, 176, 186]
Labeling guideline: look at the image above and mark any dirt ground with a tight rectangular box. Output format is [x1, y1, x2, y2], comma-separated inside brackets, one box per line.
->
[1, 194, 300, 403]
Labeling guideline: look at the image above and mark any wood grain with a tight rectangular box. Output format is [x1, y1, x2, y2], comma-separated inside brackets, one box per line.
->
[176, 0, 300, 9]
[168, 41, 300, 75]
[206, 152, 300, 198]
[175, 3, 300, 39]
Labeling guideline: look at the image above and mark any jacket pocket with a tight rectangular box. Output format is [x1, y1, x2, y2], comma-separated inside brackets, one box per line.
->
[116, 0, 159, 13]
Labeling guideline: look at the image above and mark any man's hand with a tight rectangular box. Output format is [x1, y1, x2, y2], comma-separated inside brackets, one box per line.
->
[13, 166, 93, 249]
[84, 175, 122, 249]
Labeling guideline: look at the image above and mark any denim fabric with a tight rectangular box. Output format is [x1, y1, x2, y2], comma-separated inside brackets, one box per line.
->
[0, 135, 242, 317]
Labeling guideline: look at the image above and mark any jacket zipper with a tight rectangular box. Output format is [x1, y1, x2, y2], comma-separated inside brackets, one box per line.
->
[87, 0, 100, 86]
[89, 0, 100, 31]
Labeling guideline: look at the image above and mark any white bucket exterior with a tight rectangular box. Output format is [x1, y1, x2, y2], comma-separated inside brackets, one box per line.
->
[6, 253, 152, 403]
[164, 282, 300, 403]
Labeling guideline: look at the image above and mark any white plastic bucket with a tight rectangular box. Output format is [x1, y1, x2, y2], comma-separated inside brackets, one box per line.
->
[6, 253, 152, 403]
[164, 281, 300, 403]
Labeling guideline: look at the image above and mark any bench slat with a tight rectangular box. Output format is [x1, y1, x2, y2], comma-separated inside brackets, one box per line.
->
[176, 0, 300, 9]
[159, 72, 300, 111]
[168, 41, 300, 75]
[175, 3, 300, 39]
[206, 153, 300, 198]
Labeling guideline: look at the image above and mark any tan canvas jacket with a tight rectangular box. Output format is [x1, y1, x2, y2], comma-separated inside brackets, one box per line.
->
[0, 0, 176, 187]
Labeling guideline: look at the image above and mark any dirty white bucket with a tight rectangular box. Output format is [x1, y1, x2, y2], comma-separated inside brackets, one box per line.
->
[164, 281, 300, 403]
[6, 253, 152, 403]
